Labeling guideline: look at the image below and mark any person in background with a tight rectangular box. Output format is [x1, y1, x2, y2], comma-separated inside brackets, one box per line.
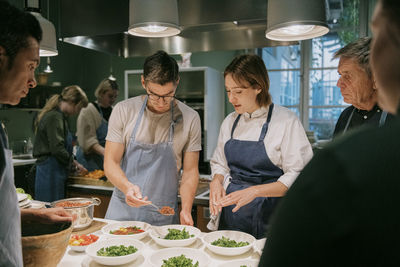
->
[76, 78, 119, 171]
[209, 54, 313, 238]
[0, 2, 73, 266]
[33, 85, 88, 202]
[104, 51, 201, 226]
[259, 0, 400, 265]
[333, 37, 393, 137]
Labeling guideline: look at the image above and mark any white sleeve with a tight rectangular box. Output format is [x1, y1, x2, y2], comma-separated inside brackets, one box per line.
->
[210, 116, 232, 179]
[277, 117, 313, 188]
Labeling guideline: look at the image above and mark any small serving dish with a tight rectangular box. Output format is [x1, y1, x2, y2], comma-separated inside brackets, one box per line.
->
[202, 230, 256, 256]
[149, 224, 201, 247]
[86, 238, 144, 266]
[101, 221, 151, 240]
[68, 234, 99, 252]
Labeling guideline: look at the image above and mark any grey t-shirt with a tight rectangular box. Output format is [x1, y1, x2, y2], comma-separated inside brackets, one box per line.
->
[106, 96, 202, 170]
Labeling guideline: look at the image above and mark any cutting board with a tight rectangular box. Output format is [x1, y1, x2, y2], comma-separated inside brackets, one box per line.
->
[68, 176, 113, 187]
[72, 220, 108, 235]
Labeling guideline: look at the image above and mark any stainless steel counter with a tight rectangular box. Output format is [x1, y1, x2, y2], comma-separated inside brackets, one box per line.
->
[13, 158, 36, 166]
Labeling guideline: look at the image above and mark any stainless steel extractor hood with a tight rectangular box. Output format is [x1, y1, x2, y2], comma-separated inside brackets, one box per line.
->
[59, 0, 298, 57]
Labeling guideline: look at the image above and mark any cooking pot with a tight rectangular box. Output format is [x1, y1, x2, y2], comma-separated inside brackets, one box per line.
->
[50, 197, 101, 230]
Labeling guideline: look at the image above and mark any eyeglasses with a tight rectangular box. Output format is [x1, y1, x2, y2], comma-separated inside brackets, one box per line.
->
[146, 90, 175, 102]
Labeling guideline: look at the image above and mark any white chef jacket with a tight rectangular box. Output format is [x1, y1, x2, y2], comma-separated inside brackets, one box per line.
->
[210, 104, 313, 188]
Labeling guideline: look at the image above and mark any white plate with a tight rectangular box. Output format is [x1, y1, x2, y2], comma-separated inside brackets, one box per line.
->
[29, 200, 46, 209]
[218, 259, 260, 267]
[18, 198, 31, 208]
[86, 238, 144, 266]
[202, 230, 256, 256]
[17, 193, 28, 202]
[101, 221, 151, 240]
[149, 247, 210, 267]
[149, 224, 201, 247]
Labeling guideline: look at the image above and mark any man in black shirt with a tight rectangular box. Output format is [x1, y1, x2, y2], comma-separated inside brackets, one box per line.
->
[332, 37, 393, 137]
[260, 0, 400, 266]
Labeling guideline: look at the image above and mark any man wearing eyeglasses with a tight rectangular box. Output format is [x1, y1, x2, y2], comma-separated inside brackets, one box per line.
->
[104, 50, 201, 226]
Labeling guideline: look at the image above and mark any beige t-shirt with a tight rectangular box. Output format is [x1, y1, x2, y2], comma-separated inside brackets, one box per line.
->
[106, 96, 202, 170]
[76, 102, 103, 153]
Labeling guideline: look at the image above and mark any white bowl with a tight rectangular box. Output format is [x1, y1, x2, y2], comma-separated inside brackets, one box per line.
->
[149, 224, 201, 247]
[149, 247, 210, 267]
[101, 221, 151, 240]
[86, 238, 144, 266]
[218, 259, 259, 267]
[202, 230, 256, 256]
[68, 234, 100, 252]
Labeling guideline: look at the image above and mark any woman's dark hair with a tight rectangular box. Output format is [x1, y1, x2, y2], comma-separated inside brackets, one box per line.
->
[143, 50, 179, 85]
[224, 54, 271, 107]
[0, 0, 42, 69]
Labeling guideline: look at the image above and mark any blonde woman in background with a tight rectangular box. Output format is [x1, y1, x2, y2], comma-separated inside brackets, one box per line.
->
[33, 85, 88, 202]
[76, 78, 119, 171]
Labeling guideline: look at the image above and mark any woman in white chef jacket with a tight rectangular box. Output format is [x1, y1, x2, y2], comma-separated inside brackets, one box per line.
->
[209, 54, 313, 238]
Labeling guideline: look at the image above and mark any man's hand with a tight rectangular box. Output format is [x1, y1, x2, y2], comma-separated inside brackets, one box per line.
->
[125, 185, 151, 207]
[180, 209, 194, 226]
[21, 207, 75, 224]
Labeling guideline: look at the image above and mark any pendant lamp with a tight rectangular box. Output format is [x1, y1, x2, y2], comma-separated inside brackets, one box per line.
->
[265, 0, 329, 41]
[25, 0, 58, 56]
[43, 57, 53, 73]
[128, 0, 181, 38]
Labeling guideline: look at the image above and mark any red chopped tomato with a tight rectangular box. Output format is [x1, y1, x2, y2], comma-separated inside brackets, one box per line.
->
[69, 234, 99, 246]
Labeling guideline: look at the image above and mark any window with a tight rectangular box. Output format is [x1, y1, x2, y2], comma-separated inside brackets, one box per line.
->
[261, 0, 362, 140]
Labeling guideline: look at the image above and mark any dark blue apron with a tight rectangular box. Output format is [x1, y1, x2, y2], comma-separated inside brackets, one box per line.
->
[219, 104, 284, 239]
[76, 104, 108, 171]
[105, 96, 179, 225]
[35, 116, 73, 202]
[0, 125, 23, 267]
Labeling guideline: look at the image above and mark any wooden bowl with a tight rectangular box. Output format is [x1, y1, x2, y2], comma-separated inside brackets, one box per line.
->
[21, 221, 72, 267]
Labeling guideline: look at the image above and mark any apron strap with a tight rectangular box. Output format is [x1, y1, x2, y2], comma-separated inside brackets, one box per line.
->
[168, 100, 175, 143]
[379, 110, 388, 127]
[130, 95, 148, 141]
[230, 103, 275, 141]
[231, 115, 241, 138]
[343, 106, 355, 133]
[259, 103, 274, 141]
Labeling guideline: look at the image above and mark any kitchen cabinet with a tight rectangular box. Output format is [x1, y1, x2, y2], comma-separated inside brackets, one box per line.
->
[125, 67, 225, 174]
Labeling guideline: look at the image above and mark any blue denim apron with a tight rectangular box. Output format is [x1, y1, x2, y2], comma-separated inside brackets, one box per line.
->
[76, 105, 108, 171]
[35, 119, 73, 202]
[343, 106, 388, 133]
[105, 96, 179, 225]
[0, 125, 23, 267]
[219, 104, 283, 239]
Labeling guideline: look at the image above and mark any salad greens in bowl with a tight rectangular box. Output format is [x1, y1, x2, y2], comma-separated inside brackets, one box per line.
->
[150, 224, 201, 247]
[202, 230, 256, 256]
[86, 238, 144, 265]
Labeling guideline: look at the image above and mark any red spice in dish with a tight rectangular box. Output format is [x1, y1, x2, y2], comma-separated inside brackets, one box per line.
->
[55, 201, 91, 208]
[159, 206, 175, 215]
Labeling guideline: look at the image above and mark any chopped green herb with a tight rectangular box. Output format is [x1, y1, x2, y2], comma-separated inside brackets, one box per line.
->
[96, 245, 137, 256]
[211, 236, 249, 247]
[163, 228, 194, 240]
[161, 254, 199, 267]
